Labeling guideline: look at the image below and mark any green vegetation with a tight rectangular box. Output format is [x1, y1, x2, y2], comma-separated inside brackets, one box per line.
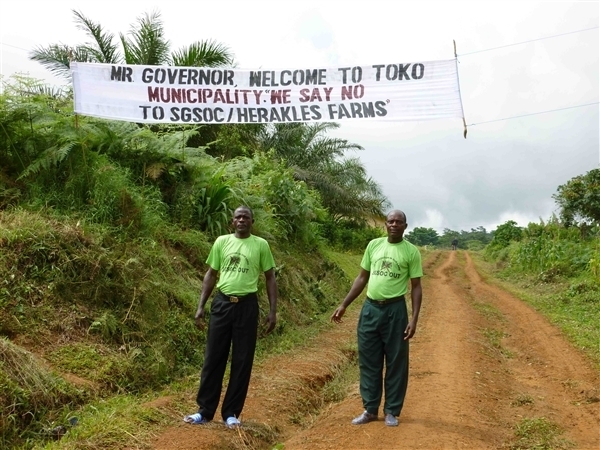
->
[406, 225, 493, 250]
[553, 168, 600, 227]
[511, 393, 534, 407]
[486, 220, 523, 253]
[510, 417, 573, 450]
[405, 226, 439, 246]
[481, 170, 599, 367]
[481, 328, 513, 359]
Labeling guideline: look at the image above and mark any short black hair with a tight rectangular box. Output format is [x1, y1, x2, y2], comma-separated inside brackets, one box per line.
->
[386, 209, 407, 222]
[235, 205, 254, 219]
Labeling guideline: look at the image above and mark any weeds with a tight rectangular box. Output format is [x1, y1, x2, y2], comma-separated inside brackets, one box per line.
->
[322, 346, 359, 404]
[482, 328, 513, 358]
[227, 422, 280, 450]
[510, 417, 574, 450]
[35, 395, 171, 450]
[511, 393, 534, 407]
[473, 301, 505, 322]
[0, 338, 87, 447]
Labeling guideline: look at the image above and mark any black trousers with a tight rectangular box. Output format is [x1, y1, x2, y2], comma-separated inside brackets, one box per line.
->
[196, 291, 259, 421]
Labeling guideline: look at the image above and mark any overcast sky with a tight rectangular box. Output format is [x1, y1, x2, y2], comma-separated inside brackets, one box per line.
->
[1, 0, 598, 233]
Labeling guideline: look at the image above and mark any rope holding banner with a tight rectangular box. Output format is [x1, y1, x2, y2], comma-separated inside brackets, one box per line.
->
[454, 40, 467, 139]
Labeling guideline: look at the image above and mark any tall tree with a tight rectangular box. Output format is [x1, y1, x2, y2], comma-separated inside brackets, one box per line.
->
[488, 220, 523, 250]
[553, 168, 600, 226]
[30, 10, 234, 78]
[405, 227, 440, 246]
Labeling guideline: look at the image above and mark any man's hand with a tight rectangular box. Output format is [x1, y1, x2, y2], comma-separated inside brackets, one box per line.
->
[404, 320, 417, 340]
[194, 307, 206, 330]
[265, 311, 276, 334]
[330, 305, 346, 324]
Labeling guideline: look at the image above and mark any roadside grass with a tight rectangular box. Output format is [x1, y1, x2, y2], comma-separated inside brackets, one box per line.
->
[253, 248, 359, 359]
[472, 301, 505, 322]
[0, 339, 88, 450]
[511, 393, 535, 407]
[470, 253, 600, 370]
[30, 394, 171, 450]
[321, 345, 359, 404]
[287, 361, 350, 427]
[319, 247, 361, 286]
[481, 328, 514, 359]
[226, 422, 280, 450]
[508, 417, 574, 450]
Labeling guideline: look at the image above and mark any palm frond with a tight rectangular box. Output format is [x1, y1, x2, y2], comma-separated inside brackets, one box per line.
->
[121, 11, 170, 65]
[171, 40, 234, 67]
[72, 10, 120, 63]
[29, 44, 92, 78]
[119, 33, 136, 67]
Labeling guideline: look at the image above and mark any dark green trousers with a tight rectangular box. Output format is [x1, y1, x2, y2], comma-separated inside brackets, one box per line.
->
[357, 298, 409, 417]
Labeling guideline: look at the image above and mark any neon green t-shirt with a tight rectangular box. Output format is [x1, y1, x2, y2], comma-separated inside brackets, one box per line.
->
[206, 234, 275, 295]
[360, 237, 423, 300]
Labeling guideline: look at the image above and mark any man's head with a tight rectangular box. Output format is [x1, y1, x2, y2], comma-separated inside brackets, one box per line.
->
[385, 210, 407, 242]
[232, 206, 254, 237]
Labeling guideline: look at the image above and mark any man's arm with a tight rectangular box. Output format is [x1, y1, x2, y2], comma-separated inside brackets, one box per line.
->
[330, 268, 370, 323]
[404, 277, 422, 340]
[195, 267, 218, 329]
[264, 268, 277, 333]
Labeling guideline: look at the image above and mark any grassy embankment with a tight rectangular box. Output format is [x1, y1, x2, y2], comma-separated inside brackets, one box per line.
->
[0, 208, 365, 449]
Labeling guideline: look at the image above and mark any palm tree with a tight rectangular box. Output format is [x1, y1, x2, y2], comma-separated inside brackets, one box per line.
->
[30, 10, 234, 79]
[254, 122, 390, 221]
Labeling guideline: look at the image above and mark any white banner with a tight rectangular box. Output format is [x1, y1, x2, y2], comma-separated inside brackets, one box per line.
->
[72, 60, 464, 124]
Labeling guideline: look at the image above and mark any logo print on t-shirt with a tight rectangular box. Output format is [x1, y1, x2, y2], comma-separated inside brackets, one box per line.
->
[381, 260, 392, 270]
[227, 255, 241, 269]
[222, 252, 250, 273]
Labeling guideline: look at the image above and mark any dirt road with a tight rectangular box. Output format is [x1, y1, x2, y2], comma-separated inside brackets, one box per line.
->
[151, 251, 599, 450]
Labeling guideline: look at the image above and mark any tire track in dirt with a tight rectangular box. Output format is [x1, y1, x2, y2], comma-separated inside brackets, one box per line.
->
[150, 251, 599, 450]
[461, 252, 599, 448]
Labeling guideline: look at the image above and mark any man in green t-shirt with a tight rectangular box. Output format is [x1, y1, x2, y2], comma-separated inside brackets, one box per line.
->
[331, 210, 423, 427]
[184, 206, 277, 429]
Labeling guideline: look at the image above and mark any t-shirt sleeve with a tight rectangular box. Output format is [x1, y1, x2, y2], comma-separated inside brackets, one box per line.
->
[206, 236, 223, 270]
[260, 240, 276, 272]
[360, 241, 373, 271]
[408, 248, 424, 278]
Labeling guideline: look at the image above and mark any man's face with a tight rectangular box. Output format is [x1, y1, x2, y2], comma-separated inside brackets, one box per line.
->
[385, 212, 407, 238]
[232, 208, 253, 232]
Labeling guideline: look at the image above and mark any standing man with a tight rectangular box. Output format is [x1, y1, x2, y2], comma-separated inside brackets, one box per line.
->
[184, 206, 277, 429]
[451, 238, 459, 250]
[331, 210, 423, 427]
